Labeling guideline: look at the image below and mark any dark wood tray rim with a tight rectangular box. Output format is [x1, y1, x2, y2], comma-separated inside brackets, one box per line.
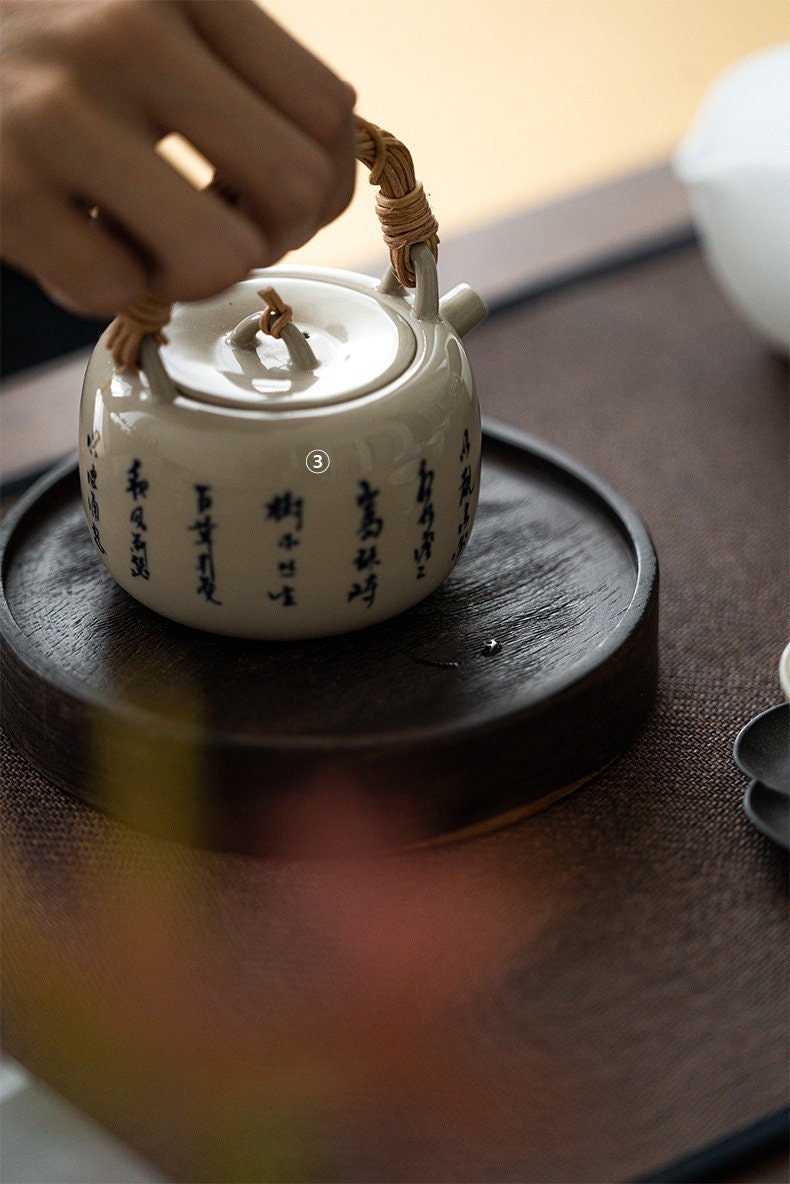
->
[0, 419, 658, 753]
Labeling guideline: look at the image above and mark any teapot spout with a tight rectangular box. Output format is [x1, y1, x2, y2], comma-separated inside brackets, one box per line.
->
[439, 284, 488, 338]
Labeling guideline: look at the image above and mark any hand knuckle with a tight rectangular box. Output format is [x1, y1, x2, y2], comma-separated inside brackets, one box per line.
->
[2, 65, 79, 141]
[69, 0, 162, 62]
[312, 82, 356, 145]
[282, 146, 336, 225]
[327, 157, 356, 222]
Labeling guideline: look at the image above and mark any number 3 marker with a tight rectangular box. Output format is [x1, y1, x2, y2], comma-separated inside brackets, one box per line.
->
[306, 450, 330, 474]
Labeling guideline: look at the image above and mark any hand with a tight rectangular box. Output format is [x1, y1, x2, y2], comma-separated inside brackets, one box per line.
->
[0, 0, 357, 315]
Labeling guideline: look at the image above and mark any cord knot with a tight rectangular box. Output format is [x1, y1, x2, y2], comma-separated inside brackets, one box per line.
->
[374, 184, 439, 288]
[258, 287, 293, 339]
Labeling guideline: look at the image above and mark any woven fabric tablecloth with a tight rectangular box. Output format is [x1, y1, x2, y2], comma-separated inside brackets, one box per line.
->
[2, 242, 787, 1183]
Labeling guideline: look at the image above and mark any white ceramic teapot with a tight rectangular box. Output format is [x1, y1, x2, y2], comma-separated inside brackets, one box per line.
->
[78, 121, 487, 640]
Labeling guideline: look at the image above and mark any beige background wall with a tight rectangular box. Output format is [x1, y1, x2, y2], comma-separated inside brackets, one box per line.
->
[259, 0, 787, 270]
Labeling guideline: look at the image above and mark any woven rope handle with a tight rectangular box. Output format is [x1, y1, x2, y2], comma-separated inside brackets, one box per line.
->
[355, 116, 439, 287]
[106, 116, 439, 369]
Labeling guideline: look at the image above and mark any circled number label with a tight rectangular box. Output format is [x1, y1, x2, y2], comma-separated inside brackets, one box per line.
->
[306, 449, 330, 474]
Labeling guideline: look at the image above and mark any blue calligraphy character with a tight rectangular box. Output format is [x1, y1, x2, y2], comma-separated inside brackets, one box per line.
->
[459, 464, 474, 503]
[348, 572, 378, 608]
[453, 502, 472, 561]
[417, 459, 434, 502]
[196, 550, 222, 603]
[414, 533, 435, 565]
[197, 576, 221, 603]
[194, 483, 213, 512]
[419, 501, 435, 530]
[353, 547, 380, 572]
[126, 459, 149, 501]
[130, 551, 150, 579]
[357, 480, 383, 540]
[268, 585, 297, 606]
[189, 514, 215, 548]
[266, 492, 303, 531]
[91, 523, 106, 555]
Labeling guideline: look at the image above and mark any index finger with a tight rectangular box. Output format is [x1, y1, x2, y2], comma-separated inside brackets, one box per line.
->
[180, 0, 357, 236]
[182, 0, 357, 146]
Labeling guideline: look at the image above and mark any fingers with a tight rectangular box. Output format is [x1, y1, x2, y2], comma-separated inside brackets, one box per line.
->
[139, 0, 357, 259]
[182, 0, 357, 230]
[0, 0, 357, 314]
[22, 91, 271, 301]
[183, 0, 355, 143]
[133, 39, 354, 262]
[1, 174, 148, 316]
[1, 60, 269, 314]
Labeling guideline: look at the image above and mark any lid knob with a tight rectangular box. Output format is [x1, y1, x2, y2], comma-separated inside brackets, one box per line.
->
[228, 287, 318, 372]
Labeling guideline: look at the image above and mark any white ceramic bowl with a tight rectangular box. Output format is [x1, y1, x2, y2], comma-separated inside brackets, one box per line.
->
[779, 641, 790, 701]
[674, 43, 790, 353]
[79, 251, 487, 639]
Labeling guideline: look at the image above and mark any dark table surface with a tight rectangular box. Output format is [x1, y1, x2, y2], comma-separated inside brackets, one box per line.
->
[2, 237, 788, 1183]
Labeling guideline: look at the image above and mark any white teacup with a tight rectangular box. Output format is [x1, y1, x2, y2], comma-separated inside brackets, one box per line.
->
[779, 641, 790, 701]
[674, 43, 790, 353]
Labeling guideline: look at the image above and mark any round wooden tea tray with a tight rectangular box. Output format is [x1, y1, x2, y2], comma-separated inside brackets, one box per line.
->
[1, 421, 658, 852]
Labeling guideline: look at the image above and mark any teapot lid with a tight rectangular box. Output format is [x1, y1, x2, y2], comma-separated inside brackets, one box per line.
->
[159, 269, 418, 411]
